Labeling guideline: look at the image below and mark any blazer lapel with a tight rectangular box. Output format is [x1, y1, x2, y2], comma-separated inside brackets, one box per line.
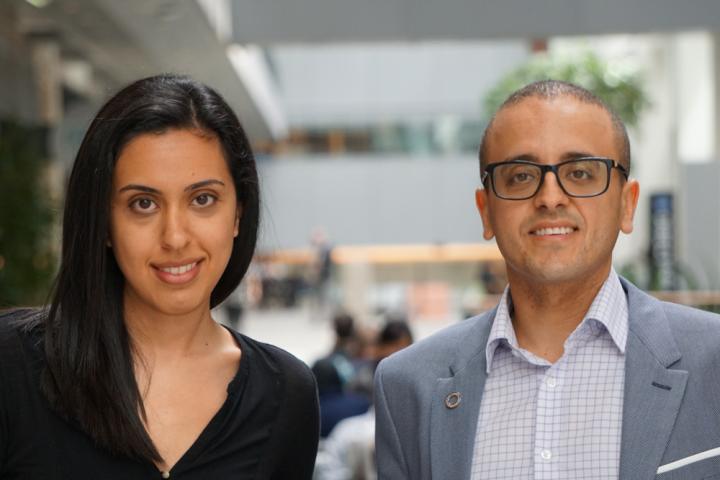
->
[619, 279, 688, 480]
[430, 314, 494, 480]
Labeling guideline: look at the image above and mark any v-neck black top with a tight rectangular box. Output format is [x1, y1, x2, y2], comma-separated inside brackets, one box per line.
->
[0, 310, 319, 479]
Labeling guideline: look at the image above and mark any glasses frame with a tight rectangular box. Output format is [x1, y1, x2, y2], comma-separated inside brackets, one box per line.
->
[480, 157, 629, 201]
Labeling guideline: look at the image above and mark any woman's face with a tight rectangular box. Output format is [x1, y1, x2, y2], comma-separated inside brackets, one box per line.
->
[109, 128, 239, 317]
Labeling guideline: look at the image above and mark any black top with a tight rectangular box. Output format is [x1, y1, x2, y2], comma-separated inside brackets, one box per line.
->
[0, 310, 319, 479]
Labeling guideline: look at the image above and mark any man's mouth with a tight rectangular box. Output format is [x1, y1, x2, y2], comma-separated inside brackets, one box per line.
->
[532, 226, 576, 236]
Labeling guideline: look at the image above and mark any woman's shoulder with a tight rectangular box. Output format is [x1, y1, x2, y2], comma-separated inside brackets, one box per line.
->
[229, 329, 316, 391]
[0, 308, 39, 348]
[0, 308, 45, 373]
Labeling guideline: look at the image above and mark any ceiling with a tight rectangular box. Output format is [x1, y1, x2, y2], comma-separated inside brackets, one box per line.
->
[12, 0, 720, 141]
[14, 0, 284, 140]
[230, 0, 720, 44]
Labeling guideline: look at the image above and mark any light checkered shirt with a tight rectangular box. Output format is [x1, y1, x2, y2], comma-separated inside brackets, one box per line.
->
[470, 269, 628, 480]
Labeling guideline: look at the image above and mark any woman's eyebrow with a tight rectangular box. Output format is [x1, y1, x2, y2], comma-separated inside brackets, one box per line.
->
[185, 179, 225, 191]
[117, 179, 225, 194]
[118, 184, 159, 194]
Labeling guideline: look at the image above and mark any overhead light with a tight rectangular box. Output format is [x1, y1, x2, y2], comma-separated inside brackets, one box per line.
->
[24, 0, 53, 7]
[227, 44, 289, 140]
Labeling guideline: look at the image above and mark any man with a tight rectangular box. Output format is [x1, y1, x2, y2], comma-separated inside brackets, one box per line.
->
[374, 80, 720, 479]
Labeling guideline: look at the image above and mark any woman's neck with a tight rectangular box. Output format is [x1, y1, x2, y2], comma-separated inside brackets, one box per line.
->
[123, 294, 223, 360]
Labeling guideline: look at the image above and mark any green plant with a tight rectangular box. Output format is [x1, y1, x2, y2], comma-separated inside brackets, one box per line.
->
[0, 120, 57, 307]
[483, 52, 650, 128]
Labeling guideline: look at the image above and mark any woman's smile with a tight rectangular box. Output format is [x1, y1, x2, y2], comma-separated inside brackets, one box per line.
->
[152, 259, 203, 285]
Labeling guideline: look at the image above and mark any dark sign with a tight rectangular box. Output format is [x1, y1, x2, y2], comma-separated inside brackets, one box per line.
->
[649, 193, 676, 290]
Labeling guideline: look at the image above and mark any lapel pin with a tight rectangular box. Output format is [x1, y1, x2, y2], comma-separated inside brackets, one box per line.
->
[445, 392, 462, 409]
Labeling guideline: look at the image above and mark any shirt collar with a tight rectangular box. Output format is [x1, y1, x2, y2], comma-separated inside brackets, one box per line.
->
[484, 268, 629, 373]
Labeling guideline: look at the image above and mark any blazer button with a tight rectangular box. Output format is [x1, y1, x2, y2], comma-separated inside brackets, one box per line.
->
[445, 392, 461, 409]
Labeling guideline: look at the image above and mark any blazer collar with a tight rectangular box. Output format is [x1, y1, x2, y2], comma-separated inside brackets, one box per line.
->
[622, 277, 681, 367]
[449, 306, 498, 375]
[431, 309, 495, 480]
[619, 277, 687, 480]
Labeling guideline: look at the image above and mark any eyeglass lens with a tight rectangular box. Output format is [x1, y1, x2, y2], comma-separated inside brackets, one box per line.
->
[493, 159, 608, 199]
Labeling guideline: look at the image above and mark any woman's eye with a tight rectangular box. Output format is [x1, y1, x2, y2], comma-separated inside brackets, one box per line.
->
[192, 193, 217, 207]
[130, 197, 157, 213]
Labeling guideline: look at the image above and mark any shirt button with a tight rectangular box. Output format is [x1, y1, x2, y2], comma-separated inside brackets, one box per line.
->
[546, 377, 557, 388]
[540, 449, 553, 460]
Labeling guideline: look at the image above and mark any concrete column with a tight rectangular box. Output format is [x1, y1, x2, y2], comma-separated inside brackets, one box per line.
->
[338, 261, 373, 321]
[30, 34, 62, 126]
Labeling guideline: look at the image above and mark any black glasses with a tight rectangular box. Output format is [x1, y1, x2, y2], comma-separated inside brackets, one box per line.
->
[481, 157, 629, 200]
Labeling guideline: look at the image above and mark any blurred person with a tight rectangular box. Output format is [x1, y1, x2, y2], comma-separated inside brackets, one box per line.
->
[316, 318, 413, 480]
[222, 288, 244, 331]
[308, 227, 334, 316]
[0, 74, 319, 479]
[373, 319, 413, 361]
[313, 312, 370, 437]
[375, 80, 720, 479]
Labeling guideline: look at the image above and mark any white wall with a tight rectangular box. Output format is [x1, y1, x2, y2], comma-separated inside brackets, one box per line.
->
[270, 41, 529, 127]
[257, 155, 485, 250]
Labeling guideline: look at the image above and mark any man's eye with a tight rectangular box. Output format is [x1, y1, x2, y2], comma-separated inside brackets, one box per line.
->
[512, 172, 534, 183]
[192, 194, 217, 207]
[568, 169, 591, 180]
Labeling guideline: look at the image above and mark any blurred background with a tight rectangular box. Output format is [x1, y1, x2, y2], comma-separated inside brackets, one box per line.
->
[1, 1, 720, 472]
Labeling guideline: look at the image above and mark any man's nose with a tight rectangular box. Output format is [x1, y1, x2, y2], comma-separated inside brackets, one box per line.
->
[533, 170, 569, 209]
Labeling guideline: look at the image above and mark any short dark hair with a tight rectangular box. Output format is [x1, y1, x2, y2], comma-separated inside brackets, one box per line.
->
[333, 312, 355, 339]
[378, 319, 413, 346]
[39, 74, 260, 462]
[479, 80, 631, 175]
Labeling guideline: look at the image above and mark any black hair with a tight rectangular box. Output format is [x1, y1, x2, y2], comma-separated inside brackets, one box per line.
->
[332, 312, 355, 339]
[479, 79, 631, 174]
[378, 319, 413, 346]
[35, 74, 260, 462]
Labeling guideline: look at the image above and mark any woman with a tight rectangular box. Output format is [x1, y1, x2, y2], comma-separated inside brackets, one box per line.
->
[0, 74, 319, 479]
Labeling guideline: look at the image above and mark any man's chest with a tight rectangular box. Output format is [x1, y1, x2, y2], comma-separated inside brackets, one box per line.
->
[470, 338, 626, 480]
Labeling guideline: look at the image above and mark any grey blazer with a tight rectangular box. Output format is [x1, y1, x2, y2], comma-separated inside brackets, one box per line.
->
[375, 278, 720, 479]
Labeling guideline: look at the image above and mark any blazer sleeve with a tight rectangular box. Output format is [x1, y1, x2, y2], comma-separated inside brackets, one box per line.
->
[374, 361, 409, 479]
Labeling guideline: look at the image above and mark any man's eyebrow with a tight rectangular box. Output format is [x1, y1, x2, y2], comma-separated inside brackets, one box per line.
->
[560, 151, 596, 161]
[499, 152, 599, 163]
[118, 184, 160, 194]
[502, 154, 539, 163]
[184, 179, 225, 192]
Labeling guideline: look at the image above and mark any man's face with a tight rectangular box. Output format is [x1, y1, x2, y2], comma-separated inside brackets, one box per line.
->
[476, 96, 639, 287]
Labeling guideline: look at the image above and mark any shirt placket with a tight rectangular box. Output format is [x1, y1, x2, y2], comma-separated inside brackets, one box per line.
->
[534, 362, 559, 479]
[533, 332, 582, 480]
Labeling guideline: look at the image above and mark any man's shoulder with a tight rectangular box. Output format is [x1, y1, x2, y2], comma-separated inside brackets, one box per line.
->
[624, 280, 720, 361]
[377, 310, 494, 380]
[658, 300, 720, 351]
[625, 278, 720, 335]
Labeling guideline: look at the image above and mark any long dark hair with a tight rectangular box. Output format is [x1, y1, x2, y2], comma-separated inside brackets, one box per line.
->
[38, 74, 259, 462]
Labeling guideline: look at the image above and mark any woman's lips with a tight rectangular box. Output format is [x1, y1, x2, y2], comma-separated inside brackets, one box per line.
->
[152, 260, 202, 284]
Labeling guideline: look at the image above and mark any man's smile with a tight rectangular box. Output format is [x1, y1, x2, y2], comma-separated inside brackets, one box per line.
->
[531, 226, 577, 236]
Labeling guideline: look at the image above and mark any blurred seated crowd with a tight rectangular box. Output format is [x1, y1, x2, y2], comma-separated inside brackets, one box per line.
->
[311, 312, 414, 480]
